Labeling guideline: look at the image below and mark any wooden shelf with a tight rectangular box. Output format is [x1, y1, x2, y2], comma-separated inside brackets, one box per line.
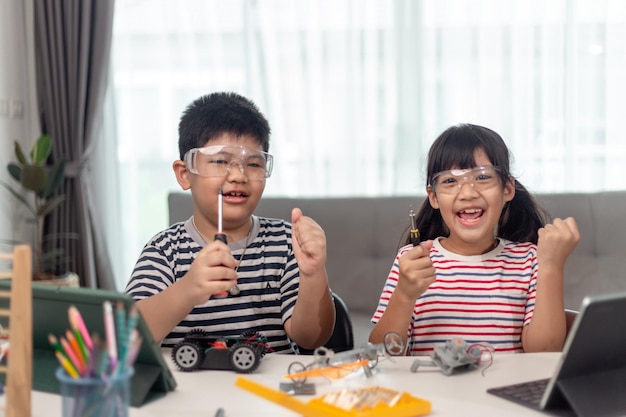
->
[0, 244, 33, 417]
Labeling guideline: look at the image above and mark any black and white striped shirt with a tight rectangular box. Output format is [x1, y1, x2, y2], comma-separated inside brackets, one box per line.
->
[125, 216, 299, 353]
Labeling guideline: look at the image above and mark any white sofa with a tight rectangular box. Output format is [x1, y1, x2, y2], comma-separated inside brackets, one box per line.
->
[169, 191, 626, 346]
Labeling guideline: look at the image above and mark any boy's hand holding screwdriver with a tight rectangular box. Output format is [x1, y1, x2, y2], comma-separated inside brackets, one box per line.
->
[180, 241, 238, 306]
[177, 187, 239, 305]
[213, 187, 234, 298]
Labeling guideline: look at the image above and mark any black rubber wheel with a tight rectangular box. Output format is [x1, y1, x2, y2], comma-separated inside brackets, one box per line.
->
[172, 341, 204, 371]
[229, 342, 260, 373]
[188, 328, 209, 338]
[241, 329, 259, 339]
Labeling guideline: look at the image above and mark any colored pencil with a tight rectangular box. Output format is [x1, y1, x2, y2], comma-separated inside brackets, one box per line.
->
[125, 329, 142, 370]
[103, 300, 118, 372]
[68, 305, 94, 350]
[126, 304, 140, 337]
[66, 330, 87, 371]
[48, 334, 79, 376]
[91, 334, 110, 378]
[72, 327, 90, 364]
[55, 350, 79, 378]
[118, 304, 140, 373]
[65, 330, 83, 360]
[115, 301, 128, 374]
[59, 335, 86, 376]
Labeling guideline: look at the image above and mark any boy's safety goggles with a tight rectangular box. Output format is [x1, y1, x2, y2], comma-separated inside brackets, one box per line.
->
[184, 146, 273, 180]
[429, 165, 502, 195]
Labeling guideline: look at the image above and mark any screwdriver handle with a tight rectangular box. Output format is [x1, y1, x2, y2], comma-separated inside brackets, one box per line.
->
[213, 233, 229, 298]
[410, 229, 420, 247]
[214, 233, 228, 244]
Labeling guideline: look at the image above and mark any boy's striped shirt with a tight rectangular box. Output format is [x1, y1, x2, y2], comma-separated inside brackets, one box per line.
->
[125, 216, 299, 353]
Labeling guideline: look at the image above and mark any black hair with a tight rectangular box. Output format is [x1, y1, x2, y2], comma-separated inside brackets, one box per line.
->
[407, 123, 550, 245]
[177, 92, 271, 160]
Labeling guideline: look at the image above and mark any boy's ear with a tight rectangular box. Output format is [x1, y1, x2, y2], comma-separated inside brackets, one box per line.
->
[427, 187, 439, 209]
[173, 160, 192, 190]
[503, 177, 515, 202]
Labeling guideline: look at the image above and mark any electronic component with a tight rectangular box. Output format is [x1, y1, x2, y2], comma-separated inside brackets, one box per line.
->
[410, 338, 494, 376]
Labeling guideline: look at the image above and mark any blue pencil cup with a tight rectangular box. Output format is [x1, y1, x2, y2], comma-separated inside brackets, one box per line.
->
[56, 367, 134, 417]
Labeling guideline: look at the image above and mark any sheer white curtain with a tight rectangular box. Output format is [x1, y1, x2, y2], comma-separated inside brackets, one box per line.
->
[107, 0, 626, 289]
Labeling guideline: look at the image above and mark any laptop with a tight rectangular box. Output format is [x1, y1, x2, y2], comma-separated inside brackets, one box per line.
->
[487, 291, 626, 417]
[0, 280, 177, 407]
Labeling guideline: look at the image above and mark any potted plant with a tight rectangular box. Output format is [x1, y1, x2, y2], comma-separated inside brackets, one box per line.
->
[1, 134, 78, 285]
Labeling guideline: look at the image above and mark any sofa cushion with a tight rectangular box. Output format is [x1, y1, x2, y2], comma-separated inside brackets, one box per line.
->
[168, 192, 626, 318]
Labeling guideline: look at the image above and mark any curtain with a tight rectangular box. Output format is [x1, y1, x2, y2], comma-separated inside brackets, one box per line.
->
[34, 0, 116, 289]
[109, 0, 626, 289]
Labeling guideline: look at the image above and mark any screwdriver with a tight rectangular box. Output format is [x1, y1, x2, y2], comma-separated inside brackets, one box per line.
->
[213, 187, 229, 298]
[214, 186, 228, 244]
[409, 207, 420, 247]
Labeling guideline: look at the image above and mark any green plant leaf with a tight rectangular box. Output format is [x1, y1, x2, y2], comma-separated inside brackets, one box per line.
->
[0, 180, 36, 214]
[32, 134, 52, 165]
[21, 165, 47, 192]
[36, 195, 65, 217]
[14, 141, 28, 165]
[7, 162, 22, 182]
[42, 159, 65, 198]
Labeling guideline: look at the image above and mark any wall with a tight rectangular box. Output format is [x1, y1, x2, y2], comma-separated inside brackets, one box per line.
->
[0, 0, 39, 248]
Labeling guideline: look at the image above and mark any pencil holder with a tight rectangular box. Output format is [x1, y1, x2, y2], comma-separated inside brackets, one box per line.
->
[56, 367, 134, 417]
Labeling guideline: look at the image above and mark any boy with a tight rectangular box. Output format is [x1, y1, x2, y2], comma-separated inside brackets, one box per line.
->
[125, 92, 335, 353]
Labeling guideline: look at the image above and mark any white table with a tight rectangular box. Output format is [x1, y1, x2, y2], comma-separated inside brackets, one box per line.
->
[26, 351, 559, 416]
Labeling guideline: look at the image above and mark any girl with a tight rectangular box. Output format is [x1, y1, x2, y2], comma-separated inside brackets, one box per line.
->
[370, 124, 580, 354]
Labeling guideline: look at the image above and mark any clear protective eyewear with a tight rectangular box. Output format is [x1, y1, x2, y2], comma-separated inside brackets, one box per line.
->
[184, 146, 273, 180]
[430, 165, 502, 195]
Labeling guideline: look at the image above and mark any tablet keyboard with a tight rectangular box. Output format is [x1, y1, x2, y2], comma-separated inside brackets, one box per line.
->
[487, 377, 549, 409]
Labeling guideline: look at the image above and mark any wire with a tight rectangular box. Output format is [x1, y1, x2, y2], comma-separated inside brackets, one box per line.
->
[466, 342, 495, 376]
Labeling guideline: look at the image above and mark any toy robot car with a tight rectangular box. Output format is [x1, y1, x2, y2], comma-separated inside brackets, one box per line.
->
[171, 329, 273, 373]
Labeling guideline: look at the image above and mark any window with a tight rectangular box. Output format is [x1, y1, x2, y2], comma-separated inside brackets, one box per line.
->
[108, 0, 626, 288]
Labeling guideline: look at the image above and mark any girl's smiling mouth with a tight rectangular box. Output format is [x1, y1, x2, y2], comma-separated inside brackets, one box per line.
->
[457, 208, 484, 224]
